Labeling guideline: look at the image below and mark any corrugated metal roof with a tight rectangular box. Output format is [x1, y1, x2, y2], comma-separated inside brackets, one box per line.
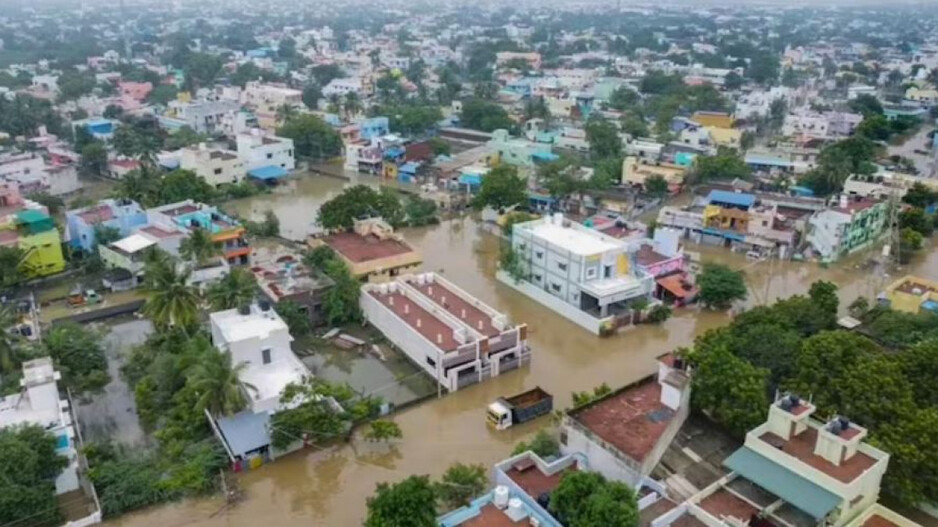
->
[723, 446, 840, 520]
[707, 190, 755, 208]
[216, 411, 271, 457]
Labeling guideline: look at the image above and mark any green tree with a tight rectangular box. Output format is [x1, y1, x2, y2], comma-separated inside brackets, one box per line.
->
[44, 322, 110, 394]
[275, 103, 298, 125]
[113, 168, 158, 206]
[164, 127, 206, 150]
[902, 182, 938, 208]
[620, 115, 649, 138]
[724, 71, 744, 90]
[0, 425, 67, 526]
[585, 115, 621, 160]
[644, 174, 669, 197]
[363, 420, 403, 442]
[0, 246, 23, 289]
[608, 86, 641, 111]
[322, 260, 363, 325]
[365, 476, 437, 527]
[0, 305, 25, 374]
[186, 350, 254, 417]
[460, 98, 513, 132]
[898, 227, 924, 264]
[874, 408, 938, 507]
[697, 264, 747, 310]
[690, 345, 769, 437]
[691, 150, 751, 183]
[435, 463, 487, 509]
[142, 254, 200, 332]
[471, 164, 527, 211]
[270, 378, 380, 450]
[147, 85, 178, 106]
[899, 207, 933, 237]
[206, 268, 257, 311]
[80, 142, 108, 176]
[550, 471, 638, 527]
[179, 227, 221, 267]
[274, 300, 312, 337]
[277, 114, 343, 159]
[646, 304, 672, 324]
[57, 68, 97, 101]
[511, 429, 560, 458]
[302, 84, 322, 110]
[156, 169, 216, 205]
[848, 94, 884, 117]
[808, 280, 839, 325]
[317, 185, 404, 231]
[428, 137, 451, 156]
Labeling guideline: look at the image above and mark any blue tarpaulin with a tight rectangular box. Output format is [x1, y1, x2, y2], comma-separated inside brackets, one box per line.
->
[248, 165, 288, 180]
[707, 189, 756, 208]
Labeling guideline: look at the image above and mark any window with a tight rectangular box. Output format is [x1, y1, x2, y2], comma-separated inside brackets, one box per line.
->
[214, 168, 223, 175]
[266, 153, 273, 159]
[533, 274, 542, 282]
[586, 268, 597, 279]
[535, 251, 543, 259]
[551, 283, 561, 292]
[426, 356, 437, 367]
[558, 262, 567, 271]
[560, 430, 568, 445]
[261, 348, 271, 364]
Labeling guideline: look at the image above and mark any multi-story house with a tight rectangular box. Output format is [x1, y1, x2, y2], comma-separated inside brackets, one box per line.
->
[502, 214, 655, 336]
[148, 200, 252, 265]
[806, 195, 888, 262]
[65, 198, 147, 252]
[312, 218, 421, 283]
[360, 272, 530, 393]
[0, 209, 65, 278]
[0, 358, 79, 495]
[180, 144, 246, 187]
[236, 130, 295, 182]
[241, 82, 303, 129]
[166, 99, 243, 135]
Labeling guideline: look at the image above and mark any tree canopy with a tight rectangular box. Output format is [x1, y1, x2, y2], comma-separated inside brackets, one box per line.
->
[472, 164, 528, 211]
[697, 263, 747, 310]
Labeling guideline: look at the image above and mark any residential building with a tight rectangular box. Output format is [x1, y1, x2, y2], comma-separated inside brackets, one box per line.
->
[882, 275, 938, 315]
[904, 86, 938, 106]
[322, 77, 365, 97]
[118, 81, 153, 102]
[149, 200, 252, 265]
[502, 213, 656, 336]
[560, 353, 690, 486]
[0, 209, 66, 278]
[438, 451, 585, 527]
[236, 130, 295, 182]
[495, 51, 542, 70]
[689, 111, 734, 129]
[166, 99, 242, 134]
[488, 129, 558, 167]
[180, 144, 246, 187]
[312, 218, 422, 283]
[65, 198, 147, 252]
[806, 195, 888, 262]
[250, 250, 333, 326]
[0, 358, 79, 495]
[783, 111, 862, 140]
[621, 156, 687, 191]
[360, 272, 530, 392]
[241, 81, 303, 129]
[847, 84, 877, 100]
[72, 118, 117, 140]
[209, 303, 313, 464]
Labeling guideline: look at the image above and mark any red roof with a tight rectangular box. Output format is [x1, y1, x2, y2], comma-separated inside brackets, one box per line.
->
[410, 280, 499, 338]
[505, 460, 575, 498]
[325, 232, 415, 263]
[78, 204, 114, 225]
[369, 290, 458, 351]
[758, 428, 877, 483]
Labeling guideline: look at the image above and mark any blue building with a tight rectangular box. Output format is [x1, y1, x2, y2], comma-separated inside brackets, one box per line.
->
[72, 118, 117, 140]
[360, 117, 390, 141]
[65, 198, 147, 252]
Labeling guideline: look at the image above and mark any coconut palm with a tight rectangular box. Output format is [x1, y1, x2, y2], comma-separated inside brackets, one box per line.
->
[275, 103, 298, 125]
[326, 93, 341, 114]
[142, 255, 200, 332]
[343, 92, 362, 119]
[179, 227, 221, 267]
[206, 267, 257, 311]
[187, 349, 256, 416]
[0, 305, 23, 374]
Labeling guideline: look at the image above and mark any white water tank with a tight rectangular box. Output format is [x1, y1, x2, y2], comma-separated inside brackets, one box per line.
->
[493, 486, 510, 509]
[507, 498, 525, 520]
[530, 517, 541, 527]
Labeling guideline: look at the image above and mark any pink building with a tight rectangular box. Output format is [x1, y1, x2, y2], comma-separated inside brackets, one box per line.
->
[0, 182, 24, 215]
[118, 81, 153, 102]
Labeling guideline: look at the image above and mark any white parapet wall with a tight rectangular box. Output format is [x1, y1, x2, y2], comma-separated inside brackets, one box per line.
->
[496, 270, 610, 335]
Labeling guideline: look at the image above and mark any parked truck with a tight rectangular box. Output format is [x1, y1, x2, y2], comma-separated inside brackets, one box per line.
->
[487, 387, 553, 430]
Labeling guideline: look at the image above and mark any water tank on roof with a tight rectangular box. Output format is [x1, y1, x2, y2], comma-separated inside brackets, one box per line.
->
[493, 486, 510, 509]
[507, 498, 524, 518]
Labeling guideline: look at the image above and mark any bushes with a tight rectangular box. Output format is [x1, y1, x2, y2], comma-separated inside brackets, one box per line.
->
[43, 322, 110, 395]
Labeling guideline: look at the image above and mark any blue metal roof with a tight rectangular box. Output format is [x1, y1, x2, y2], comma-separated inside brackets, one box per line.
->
[399, 162, 419, 174]
[707, 189, 755, 208]
[724, 447, 840, 520]
[248, 165, 288, 180]
[216, 411, 271, 457]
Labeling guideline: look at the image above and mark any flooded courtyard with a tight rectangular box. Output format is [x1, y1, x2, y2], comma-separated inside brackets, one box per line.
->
[107, 172, 938, 527]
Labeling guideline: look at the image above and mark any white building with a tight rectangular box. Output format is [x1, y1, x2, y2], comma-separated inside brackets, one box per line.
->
[209, 303, 311, 414]
[360, 273, 530, 392]
[242, 81, 303, 108]
[560, 354, 690, 487]
[847, 84, 877, 100]
[0, 358, 79, 495]
[167, 99, 243, 135]
[180, 144, 246, 187]
[322, 77, 365, 97]
[31, 74, 59, 93]
[236, 130, 295, 177]
[501, 214, 655, 335]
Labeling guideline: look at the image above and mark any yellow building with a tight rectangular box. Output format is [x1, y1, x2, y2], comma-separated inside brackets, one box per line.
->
[691, 111, 735, 129]
[0, 209, 66, 278]
[311, 218, 422, 283]
[621, 156, 687, 189]
[706, 126, 743, 149]
[884, 275, 938, 315]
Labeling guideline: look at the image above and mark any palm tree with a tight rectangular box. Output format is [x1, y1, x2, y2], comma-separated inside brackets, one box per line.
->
[275, 103, 298, 125]
[113, 169, 157, 206]
[142, 255, 201, 332]
[0, 305, 23, 374]
[326, 93, 341, 115]
[206, 267, 257, 311]
[187, 349, 255, 416]
[343, 92, 362, 119]
[179, 227, 221, 268]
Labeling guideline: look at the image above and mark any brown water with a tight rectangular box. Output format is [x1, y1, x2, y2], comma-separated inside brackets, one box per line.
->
[109, 173, 938, 527]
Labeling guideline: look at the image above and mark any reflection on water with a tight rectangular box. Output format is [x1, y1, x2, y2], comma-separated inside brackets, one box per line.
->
[109, 173, 938, 527]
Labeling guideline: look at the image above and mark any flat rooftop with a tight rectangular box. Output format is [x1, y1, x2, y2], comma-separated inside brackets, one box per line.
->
[410, 280, 499, 338]
[526, 221, 620, 256]
[640, 498, 677, 526]
[325, 232, 416, 263]
[635, 246, 670, 266]
[211, 308, 289, 344]
[460, 504, 524, 526]
[369, 290, 458, 351]
[864, 514, 900, 527]
[758, 428, 877, 483]
[239, 355, 309, 408]
[570, 378, 674, 463]
[699, 488, 761, 524]
[504, 459, 575, 498]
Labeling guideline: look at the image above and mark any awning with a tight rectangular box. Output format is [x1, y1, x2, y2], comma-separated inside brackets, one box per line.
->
[724, 447, 840, 520]
[656, 274, 696, 299]
[248, 165, 288, 180]
[216, 411, 271, 458]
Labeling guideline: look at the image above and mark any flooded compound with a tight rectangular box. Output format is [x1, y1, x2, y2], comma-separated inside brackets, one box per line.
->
[108, 172, 938, 527]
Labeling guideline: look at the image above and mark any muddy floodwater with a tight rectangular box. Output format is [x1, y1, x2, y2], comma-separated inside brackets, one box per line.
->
[108, 173, 938, 527]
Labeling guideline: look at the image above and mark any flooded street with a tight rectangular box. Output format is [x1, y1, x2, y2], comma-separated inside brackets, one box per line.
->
[108, 173, 938, 527]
